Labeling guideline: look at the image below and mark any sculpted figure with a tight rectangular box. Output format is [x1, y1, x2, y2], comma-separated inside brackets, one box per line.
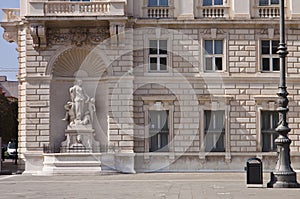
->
[62, 101, 75, 124]
[69, 80, 90, 122]
[81, 111, 91, 125]
[88, 98, 96, 123]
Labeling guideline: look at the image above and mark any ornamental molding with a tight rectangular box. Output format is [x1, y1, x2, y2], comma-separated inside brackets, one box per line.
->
[141, 95, 176, 103]
[254, 95, 278, 106]
[47, 27, 110, 47]
[257, 28, 280, 37]
[199, 28, 227, 39]
[198, 94, 233, 105]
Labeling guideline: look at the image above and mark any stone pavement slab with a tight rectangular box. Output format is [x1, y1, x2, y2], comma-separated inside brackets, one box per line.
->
[0, 173, 299, 199]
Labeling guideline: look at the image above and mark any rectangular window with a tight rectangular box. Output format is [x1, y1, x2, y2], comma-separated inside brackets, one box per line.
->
[204, 110, 225, 152]
[149, 40, 168, 72]
[259, 0, 279, 6]
[204, 40, 223, 71]
[203, 0, 223, 6]
[149, 0, 168, 6]
[149, 111, 169, 152]
[261, 111, 279, 152]
[261, 40, 279, 72]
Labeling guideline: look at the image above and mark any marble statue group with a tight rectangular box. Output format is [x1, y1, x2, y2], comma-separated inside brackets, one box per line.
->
[63, 79, 96, 126]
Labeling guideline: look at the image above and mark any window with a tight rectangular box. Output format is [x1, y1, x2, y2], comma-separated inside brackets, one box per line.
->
[204, 110, 225, 152]
[203, 0, 223, 6]
[149, 0, 168, 6]
[259, 0, 279, 6]
[149, 40, 168, 72]
[204, 40, 223, 71]
[261, 111, 279, 152]
[149, 111, 169, 152]
[261, 40, 279, 72]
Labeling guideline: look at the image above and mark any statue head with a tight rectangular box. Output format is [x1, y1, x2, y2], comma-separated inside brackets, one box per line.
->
[76, 79, 82, 86]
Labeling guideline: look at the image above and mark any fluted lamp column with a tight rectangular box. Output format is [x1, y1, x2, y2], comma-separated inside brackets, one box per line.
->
[267, 0, 300, 188]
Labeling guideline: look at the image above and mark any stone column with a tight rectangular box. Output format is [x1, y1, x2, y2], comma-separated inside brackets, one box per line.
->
[176, 0, 194, 20]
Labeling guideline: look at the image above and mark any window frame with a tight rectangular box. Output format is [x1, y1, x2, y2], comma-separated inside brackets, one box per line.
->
[259, 0, 279, 6]
[203, 0, 224, 6]
[260, 111, 279, 152]
[148, 39, 169, 73]
[203, 39, 224, 72]
[260, 40, 280, 72]
[149, 110, 169, 152]
[204, 110, 226, 152]
[148, 0, 169, 7]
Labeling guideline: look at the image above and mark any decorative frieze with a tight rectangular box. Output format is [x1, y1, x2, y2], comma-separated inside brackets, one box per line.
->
[47, 27, 110, 47]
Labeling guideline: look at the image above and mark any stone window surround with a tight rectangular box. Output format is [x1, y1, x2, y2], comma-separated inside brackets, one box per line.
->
[255, 96, 279, 153]
[143, 29, 173, 76]
[199, 30, 228, 73]
[141, 95, 176, 159]
[198, 95, 232, 162]
[256, 28, 280, 73]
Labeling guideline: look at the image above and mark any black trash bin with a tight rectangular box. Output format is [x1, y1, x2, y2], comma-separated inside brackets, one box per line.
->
[245, 158, 263, 187]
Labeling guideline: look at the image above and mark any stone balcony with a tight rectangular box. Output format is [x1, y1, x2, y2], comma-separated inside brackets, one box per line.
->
[27, 0, 126, 17]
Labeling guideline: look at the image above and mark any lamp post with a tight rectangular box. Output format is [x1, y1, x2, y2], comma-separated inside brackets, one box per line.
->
[267, 0, 300, 188]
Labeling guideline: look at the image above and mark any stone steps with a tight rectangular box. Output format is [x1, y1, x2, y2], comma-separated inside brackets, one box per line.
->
[41, 153, 102, 175]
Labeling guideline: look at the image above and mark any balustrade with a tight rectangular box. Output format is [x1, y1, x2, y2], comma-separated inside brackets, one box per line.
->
[45, 2, 111, 15]
[202, 7, 226, 18]
[147, 7, 170, 18]
[258, 6, 280, 18]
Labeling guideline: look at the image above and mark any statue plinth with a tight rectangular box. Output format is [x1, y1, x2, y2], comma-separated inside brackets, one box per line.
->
[61, 124, 100, 153]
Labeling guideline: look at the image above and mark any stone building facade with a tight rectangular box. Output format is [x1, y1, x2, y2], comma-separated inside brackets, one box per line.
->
[1, 0, 300, 174]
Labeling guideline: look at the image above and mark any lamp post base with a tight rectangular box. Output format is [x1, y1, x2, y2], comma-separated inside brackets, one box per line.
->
[267, 172, 300, 188]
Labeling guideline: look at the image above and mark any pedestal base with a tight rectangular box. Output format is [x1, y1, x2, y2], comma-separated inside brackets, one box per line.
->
[267, 172, 300, 188]
[61, 125, 100, 153]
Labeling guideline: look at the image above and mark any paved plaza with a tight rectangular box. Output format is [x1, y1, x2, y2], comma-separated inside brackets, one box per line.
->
[0, 172, 299, 199]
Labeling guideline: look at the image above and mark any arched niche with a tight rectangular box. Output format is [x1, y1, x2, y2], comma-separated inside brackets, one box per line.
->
[49, 47, 109, 151]
[51, 47, 107, 78]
